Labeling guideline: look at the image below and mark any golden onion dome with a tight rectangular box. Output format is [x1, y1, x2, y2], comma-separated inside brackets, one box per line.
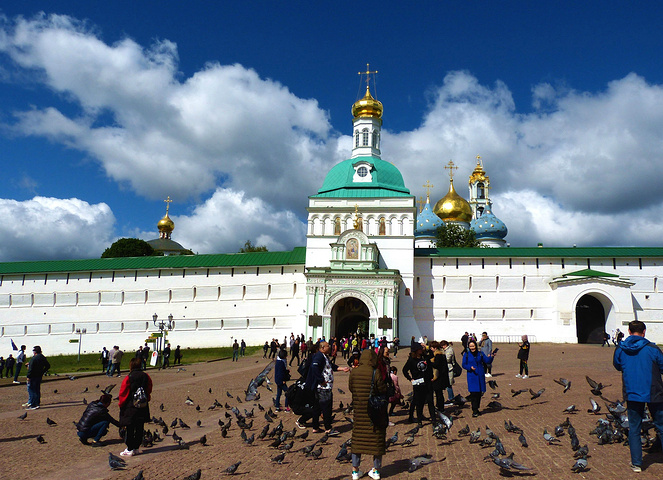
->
[433, 180, 473, 223]
[157, 214, 174, 233]
[352, 86, 383, 119]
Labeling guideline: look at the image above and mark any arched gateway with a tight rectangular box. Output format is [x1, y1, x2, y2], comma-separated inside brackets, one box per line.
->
[332, 297, 370, 339]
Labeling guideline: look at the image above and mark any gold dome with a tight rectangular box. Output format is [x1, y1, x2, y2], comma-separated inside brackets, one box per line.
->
[433, 180, 473, 223]
[352, 86, 383, 119]
[158, 214, 174, 233]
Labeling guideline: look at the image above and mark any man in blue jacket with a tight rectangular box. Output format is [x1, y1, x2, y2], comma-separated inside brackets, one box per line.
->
[613, 320, 663, 472]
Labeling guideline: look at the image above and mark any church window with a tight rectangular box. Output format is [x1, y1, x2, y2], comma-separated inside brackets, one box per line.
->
[477, 207, 484, 217]
[357, 166, 369, 177]
[379, 218, 386, 235]
[355, 131, 359, 148]
[362, 128, 369, 146]
[372, 130, 379, 147]
[346, 238, 359, 259]
[478, 183, 485, 199]
[334, 217, 341, 235]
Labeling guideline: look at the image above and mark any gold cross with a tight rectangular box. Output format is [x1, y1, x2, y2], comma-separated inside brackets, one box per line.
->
[444, 160, 458, 180]
[422, 180, 434, 201]
[417, 196, 426, 213]
[164, 196, 172, 215]
[358, 63, 378, 87]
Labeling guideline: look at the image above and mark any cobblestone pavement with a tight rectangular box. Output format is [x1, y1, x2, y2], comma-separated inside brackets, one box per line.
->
[1, 343, 662, 480]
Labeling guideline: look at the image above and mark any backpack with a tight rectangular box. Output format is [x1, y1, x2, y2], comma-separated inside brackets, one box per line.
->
[133, 386, 148, 408]
[285, 379, 309, 415]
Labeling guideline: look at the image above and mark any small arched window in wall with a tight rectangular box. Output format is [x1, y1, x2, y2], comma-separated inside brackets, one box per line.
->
[346, 238, 359, 259]
[355, 131, 359, 148]
[379, 217, 386, 235]
[334, 217, 341, 235]
[372, 130, 378, 148]
[478, 182, 485, 199]
[362, 128, 369, 146]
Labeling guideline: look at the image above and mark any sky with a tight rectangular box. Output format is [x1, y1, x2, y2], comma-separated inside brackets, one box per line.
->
[2, 1, 663, 262]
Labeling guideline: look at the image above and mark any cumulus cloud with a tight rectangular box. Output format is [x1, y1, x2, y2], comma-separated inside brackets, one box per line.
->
[0, 197, 115, 261]
[2, 13, 663, 261]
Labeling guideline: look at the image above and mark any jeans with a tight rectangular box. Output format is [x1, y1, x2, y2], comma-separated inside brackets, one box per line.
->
[446, 386, 455, 401]
[232, 350, 239, 361]
[276, 382, 289, 408]
[352, 453, 382, 470]
[27, 377, 42, 406]
[79, 420, 110, 441]
[13, 362, 22, 382]
[108, 363, 118, 376]
[627, 401, 663, 467]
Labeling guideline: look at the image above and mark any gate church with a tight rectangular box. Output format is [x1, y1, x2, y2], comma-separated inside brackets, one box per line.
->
[2, 79, 663, 354]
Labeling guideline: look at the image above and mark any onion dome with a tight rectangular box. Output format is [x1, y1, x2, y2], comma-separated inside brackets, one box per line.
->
[415, 197, 444, 237]
[158, 214, 174, 235]
[470, 207, 508, 239]
[352, 86, 383, 120]
[434, 179, 472, 223]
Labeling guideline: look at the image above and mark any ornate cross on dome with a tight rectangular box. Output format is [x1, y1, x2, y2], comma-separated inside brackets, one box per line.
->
[417, 196, 426, 214]
[358, 63, 378, 87]
[164, 196, 172, 215]
[475, 154, 484, 167]
[423, 180, 434, 201]
[444, 160, 458, 181]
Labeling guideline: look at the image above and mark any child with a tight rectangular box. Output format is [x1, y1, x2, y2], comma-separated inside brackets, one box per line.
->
[388, 366, 404, 414]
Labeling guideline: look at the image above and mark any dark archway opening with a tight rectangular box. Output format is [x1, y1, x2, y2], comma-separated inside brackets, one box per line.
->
[576, 294, 606, 344]
[332, 297, 370, 339]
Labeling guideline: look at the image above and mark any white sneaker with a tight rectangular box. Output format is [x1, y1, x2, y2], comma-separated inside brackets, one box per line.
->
[368, 468, 381, 480]
[21, 402, 31, 407]
[515, 374, 522, 378]
[352, 470, 364, 480]
[522, 375, 529, 379]
[13, 381, 20, 384]
[485, 374, 492, 378]
[119, 448, 134, 457]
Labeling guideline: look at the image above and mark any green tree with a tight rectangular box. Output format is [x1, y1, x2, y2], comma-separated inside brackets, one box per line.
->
[239, 239, 268, 253]
[435, 223, 482, 248]
[101, 238, 157, 258]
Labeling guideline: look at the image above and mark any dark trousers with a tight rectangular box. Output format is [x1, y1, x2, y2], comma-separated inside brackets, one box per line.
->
[14, 362, 23, 382]
[469, 391, 483, 414]
[289, 352, 300, 366]
[519, 359, 528, 376]
[27, 377, 42, 406]
[312, 389, 333, 430]
[409, 384, 428, 422]
[102, 360, 108, 372]
[124, 421, 145, 451]
[432, 380, 446, 411]
[163, 355, 170, 368]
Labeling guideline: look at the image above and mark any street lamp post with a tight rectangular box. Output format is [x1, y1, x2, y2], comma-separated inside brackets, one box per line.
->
[75, 328, 87, 362]
[152, 313, 174, 367]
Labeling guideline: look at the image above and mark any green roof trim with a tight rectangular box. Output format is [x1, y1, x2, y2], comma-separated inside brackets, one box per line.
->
[312, 188, 412, 198]
[415, 246, 663, 258]
[564, 268, 620, 278]
[0, 247, 306, 275]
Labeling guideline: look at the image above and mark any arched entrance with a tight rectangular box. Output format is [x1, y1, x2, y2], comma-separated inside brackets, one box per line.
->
[576, 294, 606, 344]
[332, 297, 370, 339]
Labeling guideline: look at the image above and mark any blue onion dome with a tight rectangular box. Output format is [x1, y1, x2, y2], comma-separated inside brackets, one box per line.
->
[416, 199, 444, 236]
[470, 207, 508, 239]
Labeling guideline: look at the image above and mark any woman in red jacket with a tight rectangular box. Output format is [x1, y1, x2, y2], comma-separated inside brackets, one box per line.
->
[118, 357, 152, 456]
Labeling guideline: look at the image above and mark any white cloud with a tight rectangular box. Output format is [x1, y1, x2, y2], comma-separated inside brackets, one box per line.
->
[0, 197, 115, 261]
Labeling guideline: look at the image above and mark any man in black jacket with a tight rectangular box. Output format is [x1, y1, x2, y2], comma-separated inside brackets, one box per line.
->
[77, 393, 119, 445]
[24, 346, 50, 410]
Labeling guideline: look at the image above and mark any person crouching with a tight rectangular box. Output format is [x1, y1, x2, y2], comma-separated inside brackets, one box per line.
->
[77, 393, 119, 445]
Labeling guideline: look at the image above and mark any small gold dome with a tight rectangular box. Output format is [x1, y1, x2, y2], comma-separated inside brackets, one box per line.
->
[469, 159, 488, 185]
[433, 180, 473, 222]
[352, 86, 383, 119]
[158, 214, 174, 233]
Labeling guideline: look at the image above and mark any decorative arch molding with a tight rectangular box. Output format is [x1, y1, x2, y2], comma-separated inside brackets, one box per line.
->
[572, 289, 619, 314]
[323, 289, 378, 318]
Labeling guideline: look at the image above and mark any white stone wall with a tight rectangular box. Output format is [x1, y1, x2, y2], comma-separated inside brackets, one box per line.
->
[0, 265, 307, 355]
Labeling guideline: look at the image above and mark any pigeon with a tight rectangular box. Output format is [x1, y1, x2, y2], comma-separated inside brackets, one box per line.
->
[554, 377, 572, 393]
[436, 411, 453, 430]
[172, 431, 182, 442]
[200, 435, 207, 446]
[458, 424, 470, 436]
[272, 452, 286, 463]
[227, 391, 234, 398]
[386, 432, 399, 448]
[491, 393, 501, 399]
[46, 417, 57, 426]
[588, 398, 601, 414]
[53, 389, 58, 394]
[82, 387, 88, 393]
[18, 412, 27, 420]
[299, 443, 316, 455]
[571, 456, 588, 473]
[162, 425, 169, 435]
[529, 388, 545, 400]
[185, 396, 195, 406]
[183, 469, 202, 480]
[518, 433, 528, 447]
[197, 420, 202, 427]
[279, 440, 294, 451]
[543, 428, 561, 444]
[176, 367, 186, 372]
[108, 452, 126, 470]
[171, 418, 178, 428]
[486, 401, 502, 410]
[297, 430, 309, 440]
[554, 425, 565, 437]
[405, 425, 420, 436]
[487, 380, 498, 390]
[257, 403, 265, 411]
[402, 434, 416, 447]
[240, 429, 248, 442]
[196, 405, 201, 411]
[69, 375, 77, 380]
[337, 388, 345, 394]
[209, 388, 212, 394]
[236, 396, 243, 403]
[485, 425, 499, 440]
[258, 425, 269, 439]
[318, 433, 329, 444]
[179, 419, 191, 429]
[511, 388, 528, 397]
[469, 427, 482, 444]
[570, 433, 580, 451]
[265, 412, 274, 423]
[563, 404, 579, 413]
[36, 435, 46, 444]
[586, 376, 610, 396]
[409, 454, 435, 472]
[307, 446, 323, 459]
[132, 471, 144, 480]
[82, 397, 87, 405]
[574, 444, 589, 458]
[244, 433, 255, 445]
[336, 446, 351, 462]
[339, 401, 344, 409]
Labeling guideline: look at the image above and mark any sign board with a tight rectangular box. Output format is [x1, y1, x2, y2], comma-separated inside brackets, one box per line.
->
[151, 333, 163, 338]
[378, 316, 393, 330]
[144, 338, 157, 344]
[308, 314, 322, 327]
[150, 351, 159, 367]
[69, 339, 79, 343]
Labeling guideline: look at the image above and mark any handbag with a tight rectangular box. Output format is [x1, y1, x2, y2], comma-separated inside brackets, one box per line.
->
[367, 369, 389, 429]
[452, 356, 462, 378]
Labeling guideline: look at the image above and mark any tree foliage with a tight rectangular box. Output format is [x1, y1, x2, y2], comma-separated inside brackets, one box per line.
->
[239, 239, 268, 253]
[435, 223, 482, 248]
[101, 238, 158, 258]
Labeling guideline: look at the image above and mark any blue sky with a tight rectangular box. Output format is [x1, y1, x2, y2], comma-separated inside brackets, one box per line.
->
[2, 1, 663, 261]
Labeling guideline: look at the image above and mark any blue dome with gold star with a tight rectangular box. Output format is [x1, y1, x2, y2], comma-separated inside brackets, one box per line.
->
[416, 199, 444, 237]
[470, 207, 508, 239]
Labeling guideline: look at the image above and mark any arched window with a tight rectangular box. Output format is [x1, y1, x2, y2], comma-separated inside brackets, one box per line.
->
[355, 131, 359, 148]
[478, 182, 485, 199]
[362, 128, 369, 146]
[334, 217, 341, 235]
[379, 218, 386, 235]
[477, 207, 484, 217]
[372, 130, 378, 147]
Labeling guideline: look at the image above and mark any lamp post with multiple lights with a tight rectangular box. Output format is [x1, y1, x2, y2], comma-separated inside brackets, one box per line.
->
[152, 313, 174, 367]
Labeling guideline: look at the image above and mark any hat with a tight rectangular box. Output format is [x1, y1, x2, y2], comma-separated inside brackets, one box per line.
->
[411, 343, 423, 353]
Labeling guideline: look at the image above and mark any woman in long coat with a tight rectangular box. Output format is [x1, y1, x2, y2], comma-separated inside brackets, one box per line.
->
[462, 339, 494, 417]
[441, 340, 456, 401]
[349, 348, 387, 480]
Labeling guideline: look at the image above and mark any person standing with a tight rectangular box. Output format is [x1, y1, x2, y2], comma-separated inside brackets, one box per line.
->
[349, 348, 387, 480]
[173, 345, 182, 365]
[13, 345, 26, 384]
[141, 344, 150, 370]
[5, 354, 16, 379]
[515, 335, 530, 379]
[461, 332, 469, 355]
[602, 332, 611, 347]
[106, 346, 117, 376]
[232, 340, 240, 362]
[76, 393, 119, 445]
[289, 337, 301, 366]
[24, 345, 50, 410]
[269, 339, 278, 359]
[101, 347, 110, 373]
[613, 320, 663, 473]
[402, 343, 434, 425]
[263, 341, 269, 358]
[479, 332, 494, 377]
[462, 339, 495, 417]
[118, 358, 152, 457]
[274, 350, 290, 412]
[441, 340, 456, 402]
[162, 343, 171, 368]
[430, 341, 450, 411]
[240, 339, 246, 357]
[110, 346, 124, 377]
